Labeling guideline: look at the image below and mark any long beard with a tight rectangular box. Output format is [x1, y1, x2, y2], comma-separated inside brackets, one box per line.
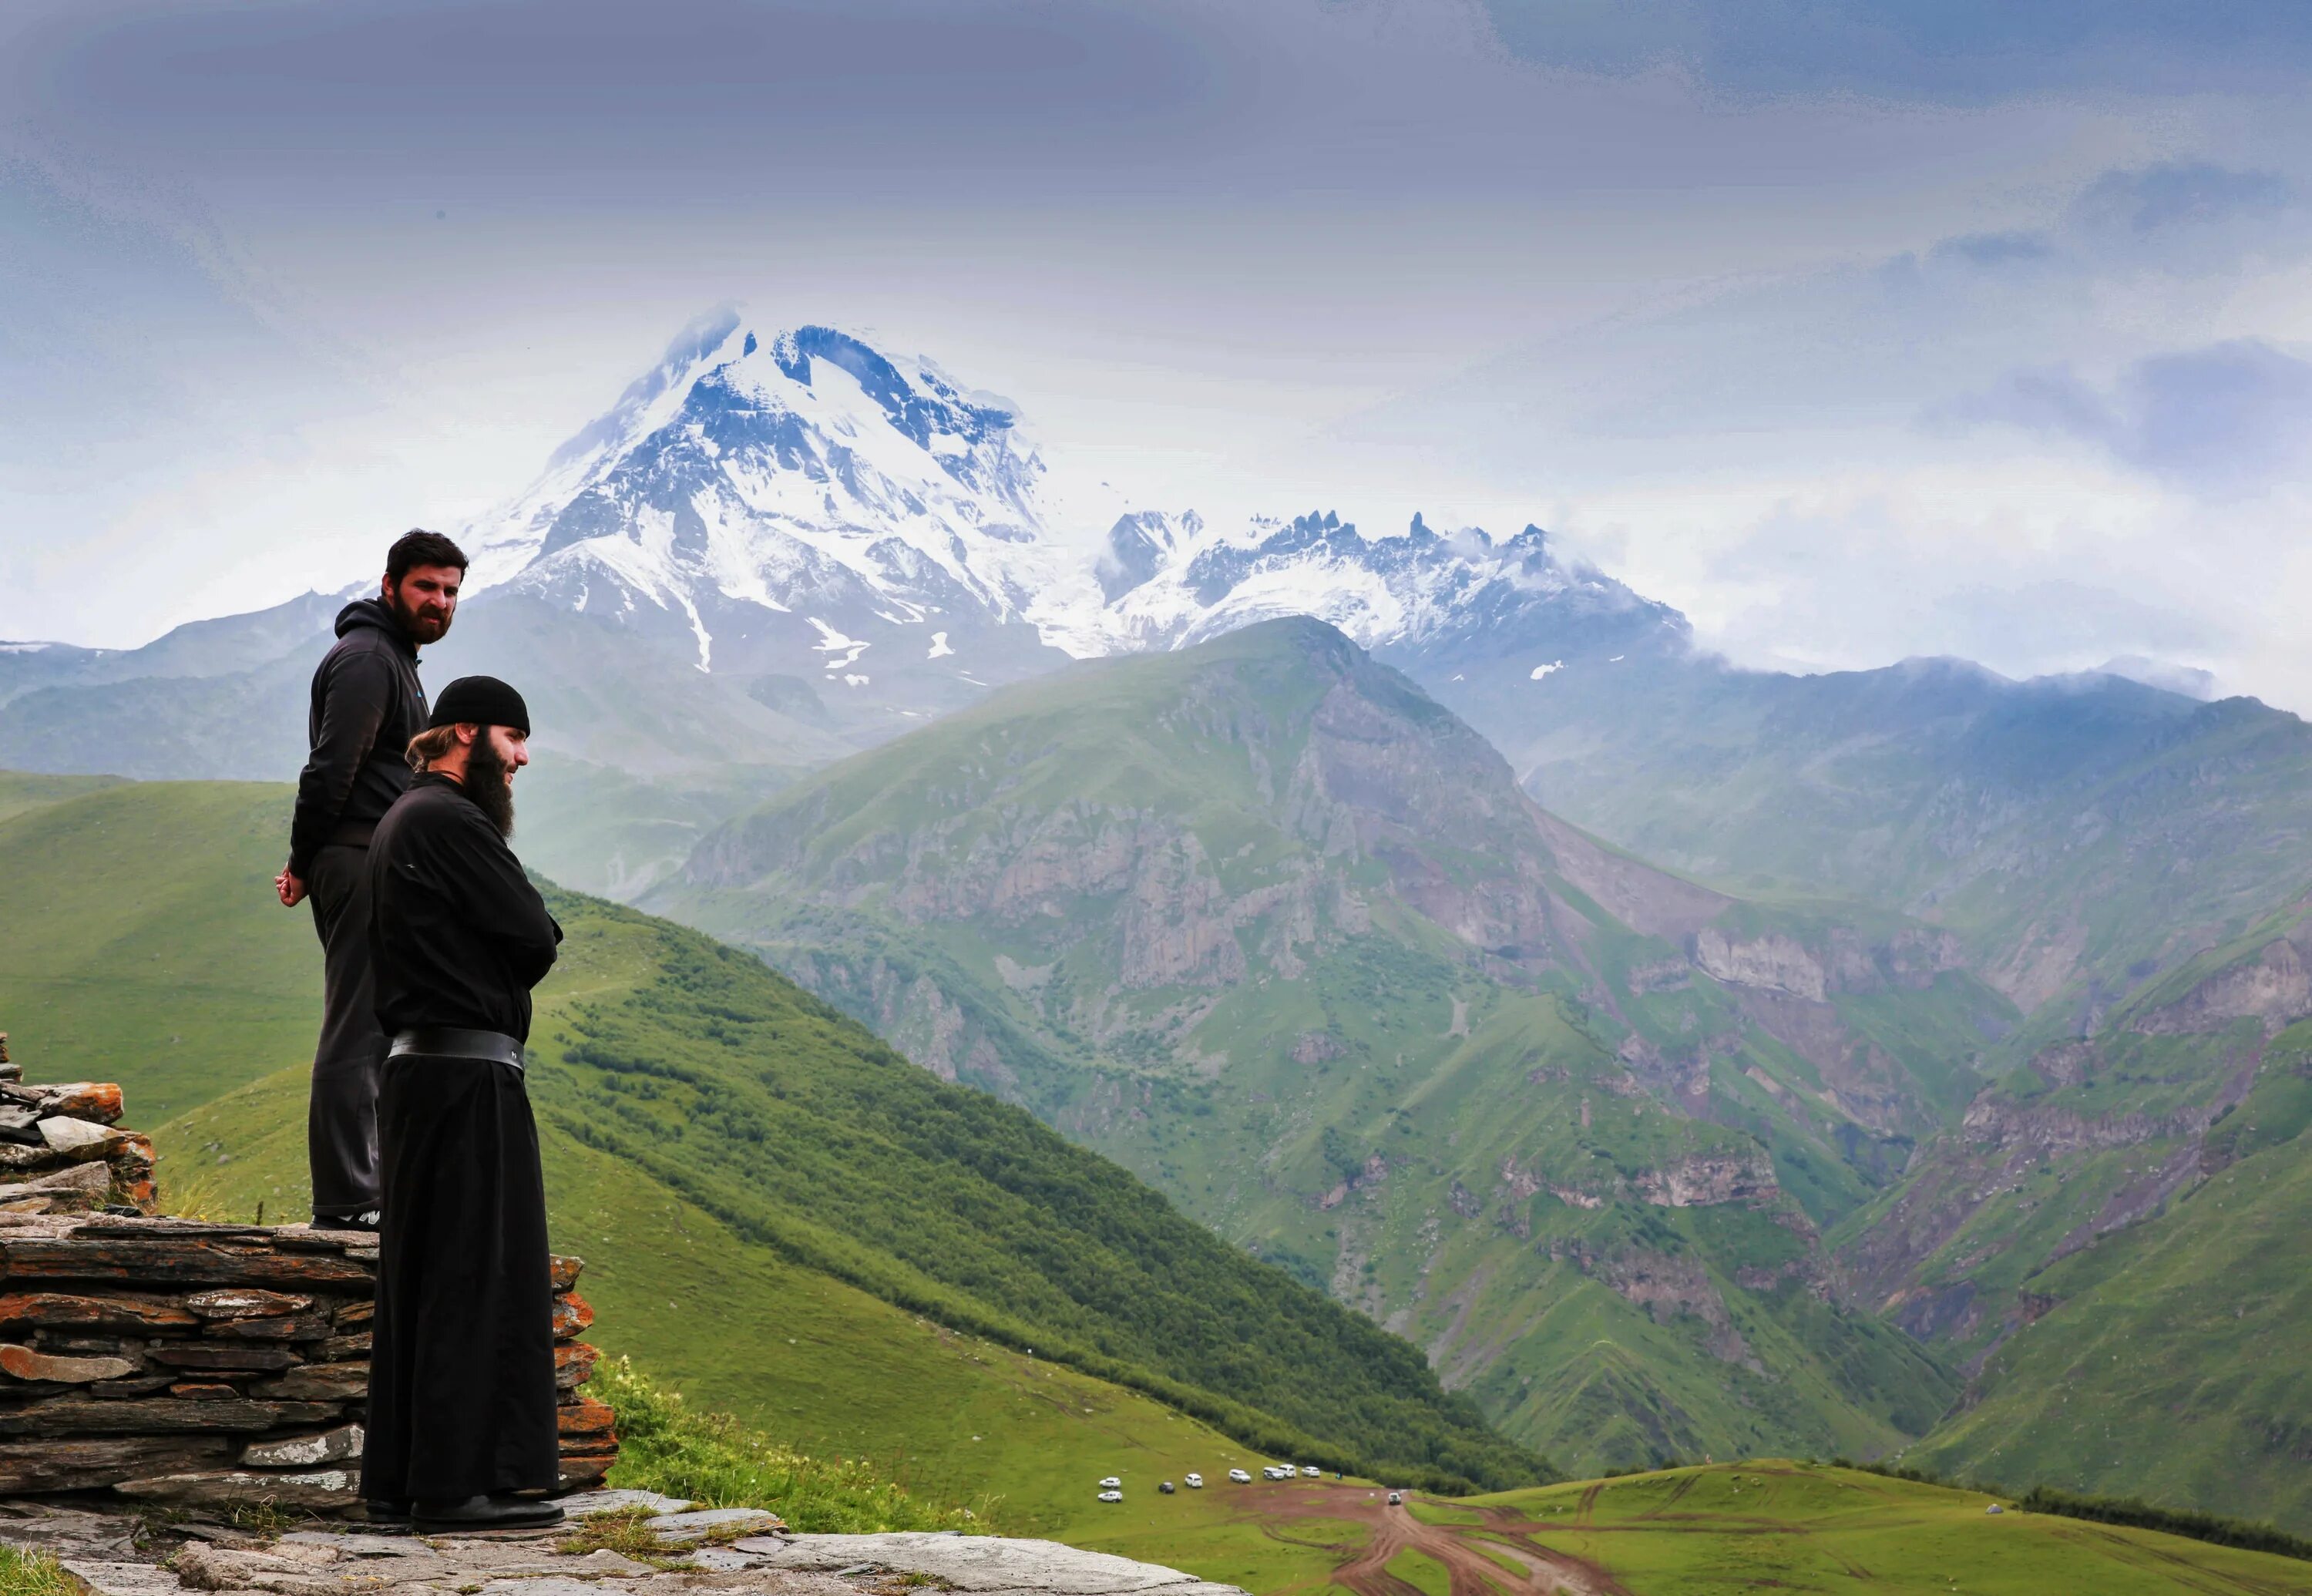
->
[464, 734, 516, 839]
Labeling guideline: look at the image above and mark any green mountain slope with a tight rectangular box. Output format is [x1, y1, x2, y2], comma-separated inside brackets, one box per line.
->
[658, 620, 2008, 1473]
[0, 770, 1540, 1505]
[1904, 1073, 2312, 1532]
[1447, 652, 2312, 1025]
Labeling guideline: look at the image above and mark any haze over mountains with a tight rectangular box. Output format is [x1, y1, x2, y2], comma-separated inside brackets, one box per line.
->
[5, 314, 2308, 1527]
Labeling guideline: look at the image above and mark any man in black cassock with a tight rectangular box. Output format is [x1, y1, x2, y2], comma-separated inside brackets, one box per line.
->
[361, 674, 566, 1532]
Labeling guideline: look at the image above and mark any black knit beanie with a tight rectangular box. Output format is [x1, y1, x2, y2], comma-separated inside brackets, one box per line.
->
[427, 676, 532, 736]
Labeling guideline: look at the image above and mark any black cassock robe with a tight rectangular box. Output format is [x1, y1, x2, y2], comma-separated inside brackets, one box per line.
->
[361, 771, 563, 1502]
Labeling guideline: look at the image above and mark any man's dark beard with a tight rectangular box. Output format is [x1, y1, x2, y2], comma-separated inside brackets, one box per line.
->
[387, 588, 451, 644]
[462, 733, 516, 839]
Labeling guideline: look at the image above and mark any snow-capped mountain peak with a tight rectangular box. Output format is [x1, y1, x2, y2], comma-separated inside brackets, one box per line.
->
[455, 311, 1686, 738]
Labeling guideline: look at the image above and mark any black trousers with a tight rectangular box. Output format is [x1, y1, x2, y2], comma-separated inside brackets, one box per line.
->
[306, 843, 387, 1219]
[361, 1056, 560, 1503]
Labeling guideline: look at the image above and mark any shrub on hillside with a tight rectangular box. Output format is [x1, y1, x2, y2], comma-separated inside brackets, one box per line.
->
[593, 1358, 983, 1534]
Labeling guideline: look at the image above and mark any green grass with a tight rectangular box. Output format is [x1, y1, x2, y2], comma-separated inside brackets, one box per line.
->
[591, 1356, 979, 1531]
[1403, 1500, 1484, 1527]
[1468, 1462, 2312, 1595]
[0, 1547, 73, 1596]
[1381, 1549, 1450, 1596]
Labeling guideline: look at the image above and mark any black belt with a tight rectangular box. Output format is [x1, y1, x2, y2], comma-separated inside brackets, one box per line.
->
[388, 1027, 524, 1071]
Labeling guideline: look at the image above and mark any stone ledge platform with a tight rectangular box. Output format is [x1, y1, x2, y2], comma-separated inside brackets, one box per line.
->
[0, 1498, 1250, 1596]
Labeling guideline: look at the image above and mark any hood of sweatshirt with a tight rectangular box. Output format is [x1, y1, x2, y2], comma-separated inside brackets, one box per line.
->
[335, 598, 415, 652]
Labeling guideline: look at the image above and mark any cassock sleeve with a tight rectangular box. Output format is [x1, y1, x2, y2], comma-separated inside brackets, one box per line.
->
[450, 808, 563, 987]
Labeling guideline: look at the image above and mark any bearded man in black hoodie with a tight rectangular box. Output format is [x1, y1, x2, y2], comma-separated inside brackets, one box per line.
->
[277, 529, 466, 1229]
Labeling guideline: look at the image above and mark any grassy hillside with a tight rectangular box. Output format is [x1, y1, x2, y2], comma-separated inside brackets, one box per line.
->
[519, 887, 1540, 1492]
[1455, 1462, 2312, 1595]
[660, 620, 2001, 1474]
[0, 774, 315, 1122]
[0, 771, 1541, 1507]
[159, 1060, 1352, 1552]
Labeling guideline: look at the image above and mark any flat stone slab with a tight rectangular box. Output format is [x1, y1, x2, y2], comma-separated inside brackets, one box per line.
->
[277, 1534, 421, 1560]
[560, 1491, 694, 1519]
[646, 1509, 783, 1544]
[754, 1534, 1242, 1596]
[60, 1562, 190, 1596]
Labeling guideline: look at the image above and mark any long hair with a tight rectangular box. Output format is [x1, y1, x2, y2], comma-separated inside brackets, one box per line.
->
[405, 724, 463, 772]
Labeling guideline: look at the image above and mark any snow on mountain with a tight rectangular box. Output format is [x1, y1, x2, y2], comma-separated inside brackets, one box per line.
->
[455, 312, 1688, 736]
[1040, 506, 1673, 666]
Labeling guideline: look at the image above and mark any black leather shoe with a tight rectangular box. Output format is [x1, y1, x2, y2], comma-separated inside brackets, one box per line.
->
[412, 1495, 566, 1531]
[361, 1500, 412, 1529]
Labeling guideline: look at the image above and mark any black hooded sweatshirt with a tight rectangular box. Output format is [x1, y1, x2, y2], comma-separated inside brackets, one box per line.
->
[288, 599, 429, 877]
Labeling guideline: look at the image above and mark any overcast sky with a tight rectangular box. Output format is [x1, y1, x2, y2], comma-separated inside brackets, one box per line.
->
[5, 0, 2310, 704]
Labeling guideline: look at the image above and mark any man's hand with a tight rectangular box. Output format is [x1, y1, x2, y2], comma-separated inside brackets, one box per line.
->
[276, 867, 307, 908]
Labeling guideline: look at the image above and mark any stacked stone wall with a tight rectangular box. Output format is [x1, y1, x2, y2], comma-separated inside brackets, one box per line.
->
[0, 1033, 615, 1510]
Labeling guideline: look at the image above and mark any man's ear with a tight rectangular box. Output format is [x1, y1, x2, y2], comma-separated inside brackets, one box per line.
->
[457, 723, 482, 748]
[380, 573, 395, 602]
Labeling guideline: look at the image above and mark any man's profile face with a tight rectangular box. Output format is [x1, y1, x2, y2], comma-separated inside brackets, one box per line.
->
[385, 564, 462, 643]
[455, 722, 528, 839]
[485, 724, 529, 784]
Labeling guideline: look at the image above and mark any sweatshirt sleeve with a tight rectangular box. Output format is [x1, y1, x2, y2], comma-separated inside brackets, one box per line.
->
[288, 645, 398, 875]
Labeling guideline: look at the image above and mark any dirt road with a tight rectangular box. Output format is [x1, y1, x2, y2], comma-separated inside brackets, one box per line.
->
[1244, 1480, 1631, 1596]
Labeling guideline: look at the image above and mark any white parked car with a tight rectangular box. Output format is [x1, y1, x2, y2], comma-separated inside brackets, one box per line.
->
[1185, 1473, 1204, 1488]
[1098, 1476, 1122, 1488]
[1302, 1466, 1321, 1478]
[1097, 1490, 1123, 1504]
[1228, 1469, 1252, 1483]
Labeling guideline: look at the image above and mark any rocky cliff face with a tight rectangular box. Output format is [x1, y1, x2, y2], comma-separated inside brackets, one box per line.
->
[2131, 936, 2312, 1037]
